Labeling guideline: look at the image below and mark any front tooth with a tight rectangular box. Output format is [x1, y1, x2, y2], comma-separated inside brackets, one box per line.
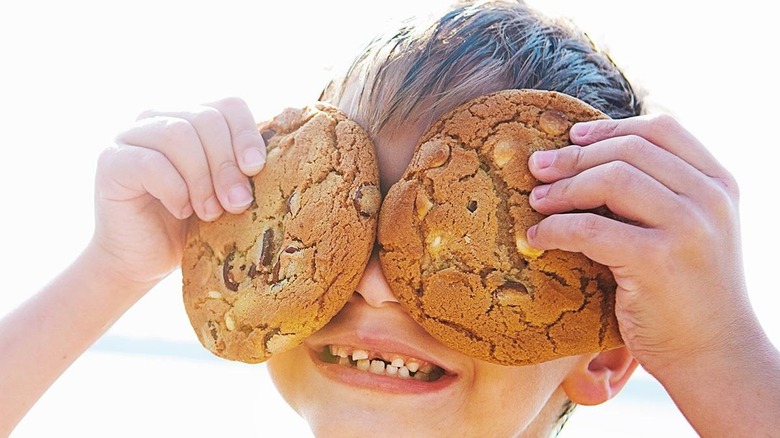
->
[390, 357, 405, 368]
[406, 360, 420, 373]
[356, 359, 370, 371]
[386, 365, 398, 376]
[352, 349, 369, 361]
[369, 360, 385, 374]
[398, 366, 410, 379]
[336, 346, 348, 358]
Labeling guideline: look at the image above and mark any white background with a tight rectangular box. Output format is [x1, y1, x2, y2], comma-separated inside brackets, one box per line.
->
[1, 0, 777, 436]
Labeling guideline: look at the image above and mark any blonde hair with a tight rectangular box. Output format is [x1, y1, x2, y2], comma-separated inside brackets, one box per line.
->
[321, 0, 642, 139]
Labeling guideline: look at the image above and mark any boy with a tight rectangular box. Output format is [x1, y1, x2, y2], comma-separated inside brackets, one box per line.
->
[2, 1, 778, 436]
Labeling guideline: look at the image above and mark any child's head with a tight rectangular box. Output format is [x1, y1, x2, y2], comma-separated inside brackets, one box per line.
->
[267, 1, 641, 436]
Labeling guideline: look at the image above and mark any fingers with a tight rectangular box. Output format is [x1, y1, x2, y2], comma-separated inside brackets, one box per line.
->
[569, 114, 738, 198]
[525, 113, 740, 267]
[529, 160, 683, 226]
[527, 213, 651, 269]
[117, 97, 264, 221]
[97, 145, 193, 220]
[205, 97, 267, 175]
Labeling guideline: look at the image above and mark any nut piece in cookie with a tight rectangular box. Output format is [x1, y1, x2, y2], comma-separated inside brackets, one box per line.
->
[378, 89, 622, 366]
[182, 103, 380, 363]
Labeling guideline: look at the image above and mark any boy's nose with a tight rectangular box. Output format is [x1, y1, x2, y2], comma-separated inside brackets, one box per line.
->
[351, 250, 400, 308]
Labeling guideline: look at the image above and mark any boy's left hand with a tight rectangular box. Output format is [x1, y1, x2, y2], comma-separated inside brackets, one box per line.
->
[525, 114, 753, 378]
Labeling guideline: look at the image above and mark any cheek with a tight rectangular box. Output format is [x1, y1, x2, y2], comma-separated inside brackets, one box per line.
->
[462, 358, 578, 434]
[266, 346, 311, 416]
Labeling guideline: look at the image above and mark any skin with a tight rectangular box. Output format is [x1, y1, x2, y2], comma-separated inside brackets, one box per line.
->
[0, 98, 777, 437]
[266, 122, 636, 437]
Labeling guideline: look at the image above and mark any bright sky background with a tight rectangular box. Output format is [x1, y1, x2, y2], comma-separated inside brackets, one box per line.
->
[1, 1, 777, 436]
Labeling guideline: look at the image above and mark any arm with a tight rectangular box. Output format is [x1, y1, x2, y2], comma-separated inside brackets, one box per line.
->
[0, 97, 266, 436]
[526, 114, 780, 436]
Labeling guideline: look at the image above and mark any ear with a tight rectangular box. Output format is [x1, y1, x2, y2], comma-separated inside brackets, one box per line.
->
[561, 347, 638, 406]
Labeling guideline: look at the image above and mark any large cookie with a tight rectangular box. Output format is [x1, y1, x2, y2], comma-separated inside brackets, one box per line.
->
[378, 89, 622, 366]
[182, 103, 380, 363]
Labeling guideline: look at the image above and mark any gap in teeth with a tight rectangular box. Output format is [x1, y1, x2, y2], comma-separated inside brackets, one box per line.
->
[326, 345, 443, 381]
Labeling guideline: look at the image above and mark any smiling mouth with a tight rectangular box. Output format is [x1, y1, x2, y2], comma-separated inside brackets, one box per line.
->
[320, 344, 446, 382]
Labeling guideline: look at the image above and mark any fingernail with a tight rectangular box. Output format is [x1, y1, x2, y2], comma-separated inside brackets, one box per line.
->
[179, 204, 194, 219]
[531, 184, 550, 201]
[204, 195, 222, 219]
[243, 148, 266, 171]
[228, 184, 253, 208]
[527, 224, 538, 241]
[570, 122, 592, 138]
[531, 150, 556, 169]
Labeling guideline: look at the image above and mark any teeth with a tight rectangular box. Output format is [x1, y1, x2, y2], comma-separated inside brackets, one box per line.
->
[323, 345, 444, 382]
[352, 349, 369, 361]
[369, 360, 385, 374]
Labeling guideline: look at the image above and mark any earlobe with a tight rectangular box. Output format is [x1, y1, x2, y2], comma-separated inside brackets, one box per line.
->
[561, 347, 638, 406]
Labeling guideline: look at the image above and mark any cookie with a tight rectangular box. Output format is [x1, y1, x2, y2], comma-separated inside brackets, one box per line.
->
[378, 89, 622, 366]
[182, 103, 380, 363]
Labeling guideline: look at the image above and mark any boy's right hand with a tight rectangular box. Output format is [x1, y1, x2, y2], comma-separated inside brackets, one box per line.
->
[92, 97, 266, 289]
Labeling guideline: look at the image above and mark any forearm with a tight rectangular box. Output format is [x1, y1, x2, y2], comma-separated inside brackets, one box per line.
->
[654, 320, 780, 437]
[0, 240, 158, 436]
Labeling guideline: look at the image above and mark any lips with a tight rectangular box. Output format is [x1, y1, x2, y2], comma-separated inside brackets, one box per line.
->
[303, 298, 461, 393]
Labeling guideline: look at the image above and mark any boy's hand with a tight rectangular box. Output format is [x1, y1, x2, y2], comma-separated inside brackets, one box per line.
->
[93, 97, 266, 288]
[526, 114, 753, 376]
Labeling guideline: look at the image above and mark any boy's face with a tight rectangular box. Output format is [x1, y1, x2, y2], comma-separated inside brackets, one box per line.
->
[266, 117, 593, 436]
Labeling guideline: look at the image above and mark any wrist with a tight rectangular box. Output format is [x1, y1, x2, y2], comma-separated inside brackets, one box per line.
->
[648, 313, 780, 436]
[82, 237, 168, 298]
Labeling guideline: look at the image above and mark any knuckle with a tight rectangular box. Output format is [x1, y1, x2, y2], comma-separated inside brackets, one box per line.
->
[574, 213, 602, 241]
[217, 96, 248, 111]
[620, 134, 653, 158]
[589, 119, 619, 139]
[647, 113, 680, 131]
[717, 171, 740, 202]
[564, 145, 585, 171]
[605, 160, 636, 185]
[161, 118, 196, 144]
[191, 106, 224, 128]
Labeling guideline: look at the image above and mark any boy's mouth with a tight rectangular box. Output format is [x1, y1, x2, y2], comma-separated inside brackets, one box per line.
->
[320, 344, 446, 382]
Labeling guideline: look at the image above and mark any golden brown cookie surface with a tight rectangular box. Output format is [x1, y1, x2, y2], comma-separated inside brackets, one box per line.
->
[378, 89, 622, 365]
[182, 103, 380, 363]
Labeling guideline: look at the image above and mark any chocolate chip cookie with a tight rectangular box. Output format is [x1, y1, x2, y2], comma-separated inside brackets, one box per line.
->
[182, 103, 380, 363]
[378, 89, 623, 365]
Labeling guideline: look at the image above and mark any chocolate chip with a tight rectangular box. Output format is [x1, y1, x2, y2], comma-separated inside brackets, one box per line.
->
[222, 249, 239, 291]
[271, 260, 281, 283]
[502, 281, 529, 295]
[260, 228, 275, 267]
[260, 128, 276, 144]
[467, 200, 478, 212]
